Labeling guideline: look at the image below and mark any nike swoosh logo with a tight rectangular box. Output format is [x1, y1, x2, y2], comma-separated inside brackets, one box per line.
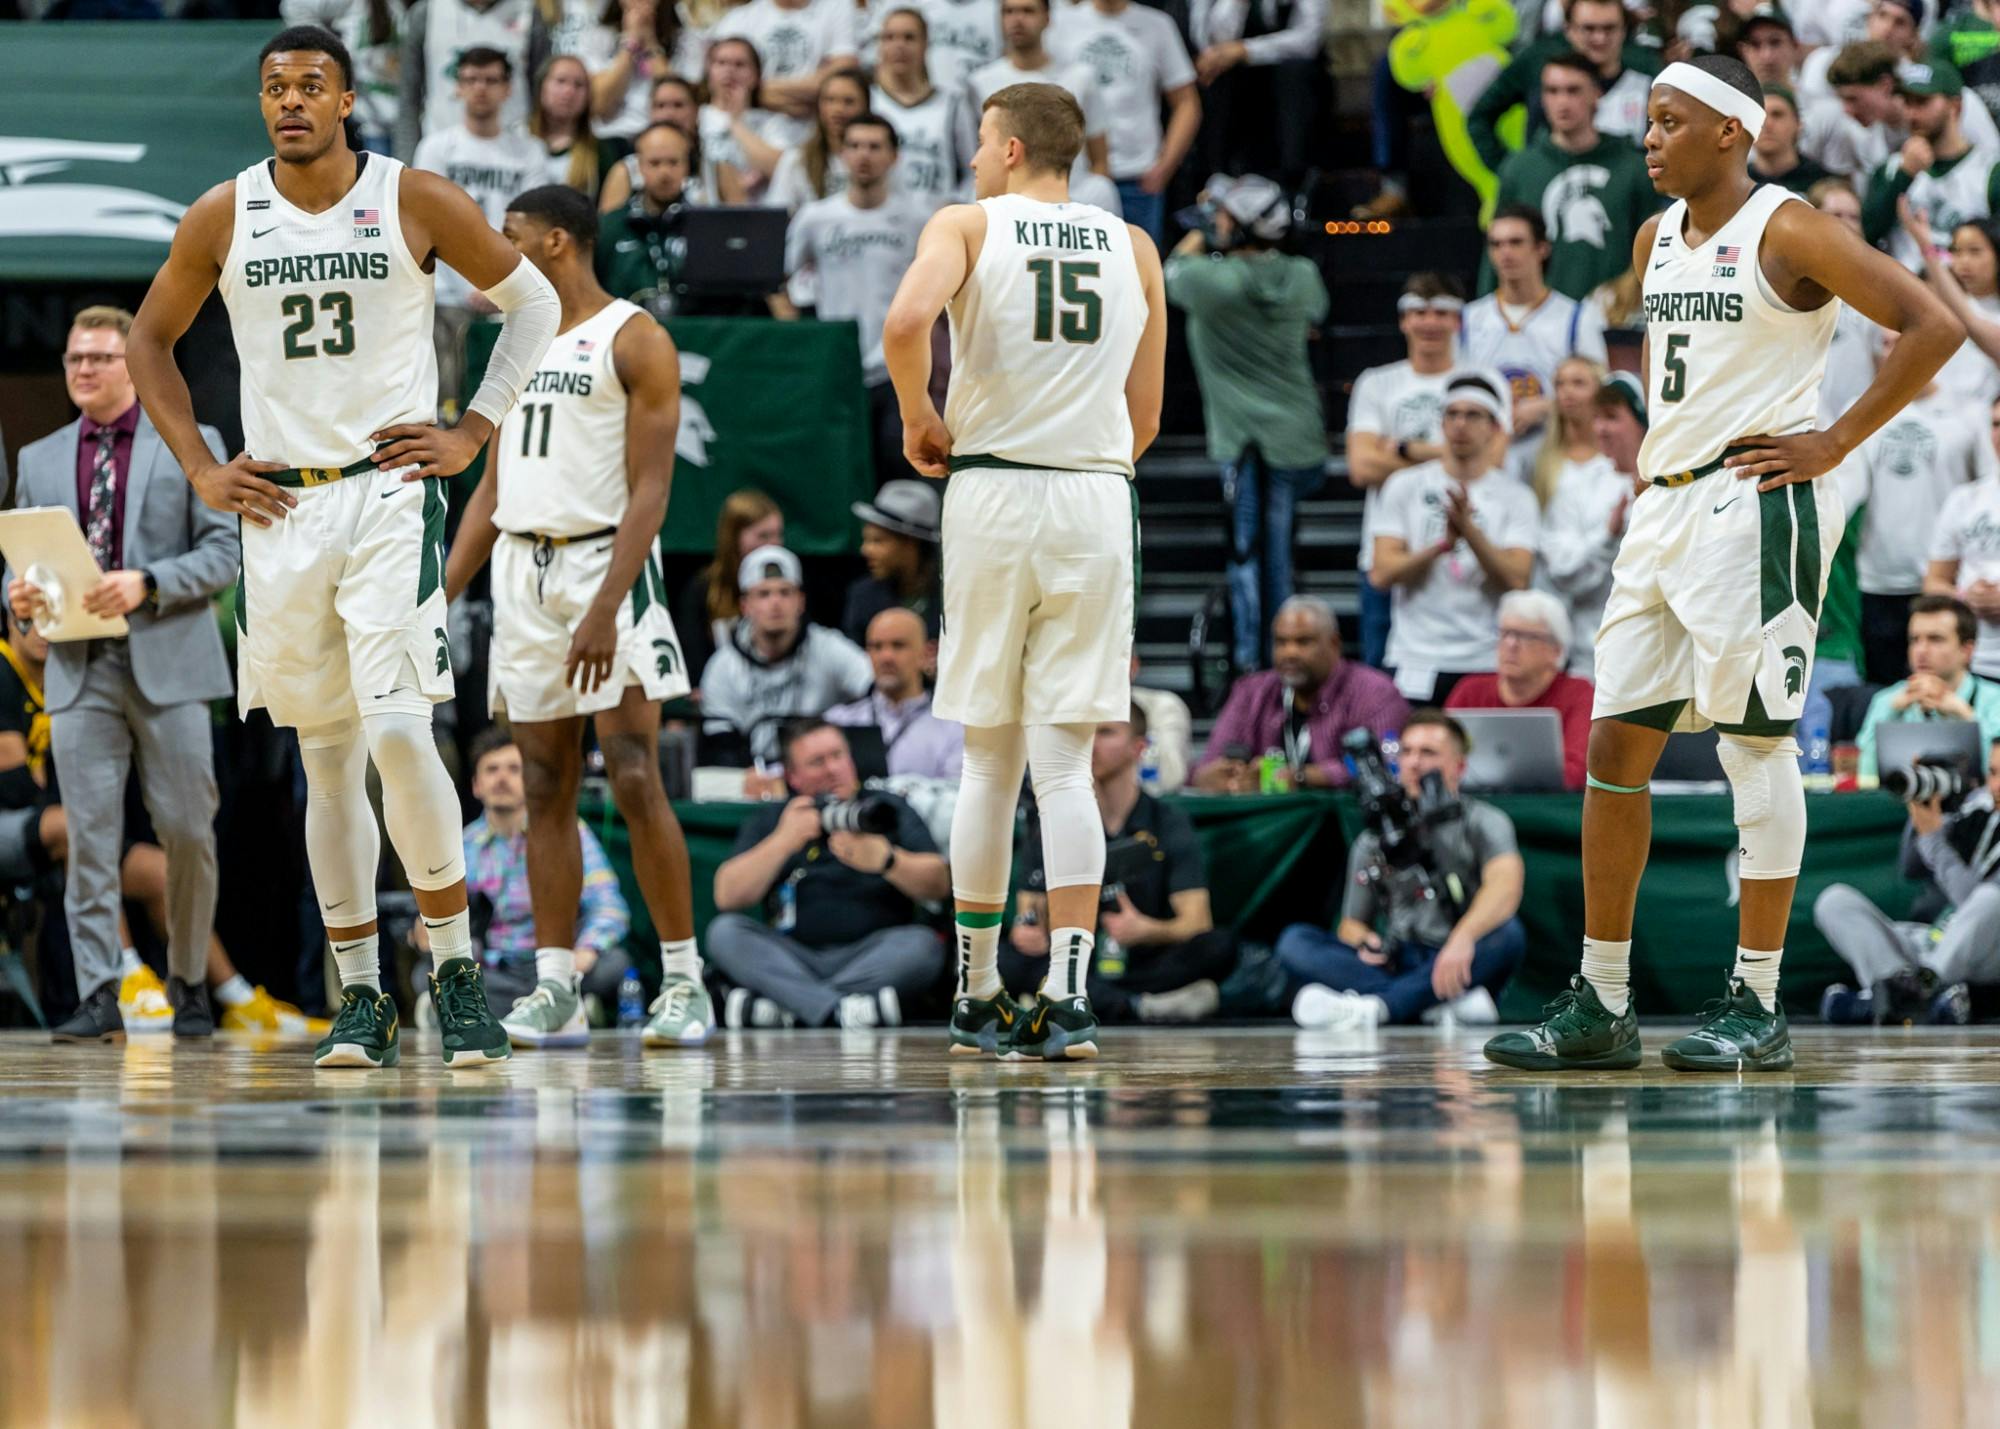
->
[1713, 493, 1744, 514]
[427, 862, 451, 876]
[1651, 259, 1669, 270]
[251, 226, 278, 239]
[326, 897, 350, 910]
[382, 486, 403, 498]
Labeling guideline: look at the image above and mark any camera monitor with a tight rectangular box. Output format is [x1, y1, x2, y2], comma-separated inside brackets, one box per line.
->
[1456, 708, 1566, 793]
[679, 206, 789, 294]
[1875, 719, 1985, 784]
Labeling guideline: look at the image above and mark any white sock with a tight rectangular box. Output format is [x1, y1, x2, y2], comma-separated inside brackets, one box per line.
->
[120, 947, 143, 977]
[1581, 937, 1632, 1016]
[660, 937, 702, 982]
[956, 920, 1002, 999]
[333, 935, 381, 993]
[214, 974, 253, 1008]
[425, 911, 473, 966]
[1734, 945, 1783, 1011]
[1047, 928, 1093, 1001]
[535, 946, 576, 988]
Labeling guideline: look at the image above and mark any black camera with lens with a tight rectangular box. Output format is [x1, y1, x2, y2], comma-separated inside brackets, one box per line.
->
[1881, 755, 1974, 813]
[815, 793, 899, 837]
[1341, 727, 1468, 921]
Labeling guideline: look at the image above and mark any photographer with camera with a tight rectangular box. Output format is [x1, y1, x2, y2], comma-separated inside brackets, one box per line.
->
[707, 717, 950, 1028]
[1814, 736, 2000, 1025]
[1277, 710, 1526, 1028]
[1854, 596, 2000, 778]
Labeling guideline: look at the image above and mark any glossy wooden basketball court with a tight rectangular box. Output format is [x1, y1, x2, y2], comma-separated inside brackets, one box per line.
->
[1, 1024, 1997, 1427]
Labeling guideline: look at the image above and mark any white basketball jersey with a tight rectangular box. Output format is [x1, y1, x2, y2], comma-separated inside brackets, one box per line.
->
[943, 193, 1145, 476]
[1638, 184, 1837, 480]
[218, 154, 437, 470]
[495, 299, 644, 537]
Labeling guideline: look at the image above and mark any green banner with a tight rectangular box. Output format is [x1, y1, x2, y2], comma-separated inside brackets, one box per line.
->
[464, 316, 872, 555]
[0, 23, 273, 281]
[588, 791, 1918, 1016]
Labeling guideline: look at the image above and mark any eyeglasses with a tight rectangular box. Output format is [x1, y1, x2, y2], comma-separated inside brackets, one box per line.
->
[62, 351, 125, 369]
[1497, 628, 1558, 647]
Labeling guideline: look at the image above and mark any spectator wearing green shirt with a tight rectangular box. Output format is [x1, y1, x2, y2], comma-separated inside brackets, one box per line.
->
[1486, 51, 1657, 301]
[1166, 174, 1329, 671]
[1932, 0, 2000, 132]
[1855, 596, 2000, 777]
[595, 122, 695, 318]
[1750, 87, 1831, 194]
[1466, 0, 1658, 175]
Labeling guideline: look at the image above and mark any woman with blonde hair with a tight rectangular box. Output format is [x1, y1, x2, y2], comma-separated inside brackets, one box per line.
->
[676, 489, 785, 681]
[529, 54, 620, 197]
[1524, 355, 1605, 509]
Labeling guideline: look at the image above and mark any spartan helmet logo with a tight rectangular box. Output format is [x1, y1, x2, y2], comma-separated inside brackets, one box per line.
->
[1542, 166, 1615, 249]
[1782, 645, 1807, 700]
[652, 638, 680, 678]
[435, 626, 451, 677]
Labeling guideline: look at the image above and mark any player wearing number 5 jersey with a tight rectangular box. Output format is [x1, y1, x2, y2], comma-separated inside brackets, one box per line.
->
[126, 24, 561, 1071]
[1485, 54, 1963, 1076]
[445, 185, 712, 1053]
[883, 83, 1167, 1061]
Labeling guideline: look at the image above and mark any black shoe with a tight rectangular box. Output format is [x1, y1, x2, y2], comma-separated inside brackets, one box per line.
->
[52, 983, 124, 1044]
[170, 976, 214, 1038]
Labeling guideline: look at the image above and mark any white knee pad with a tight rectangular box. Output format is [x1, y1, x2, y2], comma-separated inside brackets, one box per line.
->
[361, 708, 465, 890]
[1026, 722, 1104, 891]
[952, 723, 1028, 905]
[1716, 733, 1805, 881]
[298, 722, 381, 925]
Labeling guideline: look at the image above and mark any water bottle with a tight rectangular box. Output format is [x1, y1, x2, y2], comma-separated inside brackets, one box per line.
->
[617, 970, 646, 1029]
[1802, 704, 1832, 778]
[1138, 743, 1161, 793]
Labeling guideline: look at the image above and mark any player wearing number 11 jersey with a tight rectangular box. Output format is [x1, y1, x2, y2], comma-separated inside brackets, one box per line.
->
[126, 24, 560, 1070]
[1485, 54, 1962, 1076]
[883, 83, 1166, 1060]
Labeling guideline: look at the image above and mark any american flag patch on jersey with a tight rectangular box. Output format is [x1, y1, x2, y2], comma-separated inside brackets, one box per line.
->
[1714, 244, 1741, 270]
[353, 207, 379, 225]
[574, 339, 595, 361]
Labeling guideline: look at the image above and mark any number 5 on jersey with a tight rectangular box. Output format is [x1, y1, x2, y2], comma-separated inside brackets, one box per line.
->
[1660, 333, 1689, 404]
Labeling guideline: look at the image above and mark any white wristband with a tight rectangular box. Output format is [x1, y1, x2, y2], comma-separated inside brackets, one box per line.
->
[467, 256, 561, 430]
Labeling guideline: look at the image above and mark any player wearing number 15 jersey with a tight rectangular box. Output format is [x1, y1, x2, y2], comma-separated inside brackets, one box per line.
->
[1485, 55, 1962, 1076]
[445, 185, 712, 1053]
[127, 24, 560, 1070]
[883, 83, 1166, 1061]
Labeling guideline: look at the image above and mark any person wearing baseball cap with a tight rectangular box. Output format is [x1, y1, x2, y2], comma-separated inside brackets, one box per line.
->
[1864, 56, 1996, 271]
[842, 478, 941, 644]
[698, 544, 875, 768]
[1167, 173, 1330, 670]
[1367, 368, 1540, 707]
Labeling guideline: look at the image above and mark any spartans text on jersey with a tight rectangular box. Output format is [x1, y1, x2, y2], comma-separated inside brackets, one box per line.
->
[242, 251, 392, 288]
[1643, 290, 1744, 324]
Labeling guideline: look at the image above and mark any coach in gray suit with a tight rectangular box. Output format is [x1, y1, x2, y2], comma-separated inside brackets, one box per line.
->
[7, 307, 238, 1042]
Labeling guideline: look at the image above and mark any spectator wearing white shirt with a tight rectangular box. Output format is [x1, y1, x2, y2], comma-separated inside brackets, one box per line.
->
[1460, 204, 1608, 464]
[529, 54, 616, 197]
[1902, 212, 2000, 412]
[780, 113, 931, 485]
[397, 0, 552, 159]
[698, 36, 788, 200]
[1346, 272, 1462, 669]
[872, 7, 976, 209]
[1047, 0, 1200, 244]
[1826, 41, 2000, 187]
[1541, 373, 1646, 678]
[281, 0, 409, 152]
[967, 0, 1120, 213]
[670, 0, 746, 80]
[825, 607, 966, 780]
[1926, 395, 2000, 679]
[1525, 354, 1604, 511]
[1860, 59, 2000, 271]
[1370, 371, 1539, 706]
[597, 74, 724, 209]
[568, 0, 679, 139]
[1812, 177, 1884, 425]
[411, 46, 545, 412]
[766, 67, 868, 212]
[713, 0, 861, 145]
[1189, 0, 1326, 188]
[908, 0, 1004, 90]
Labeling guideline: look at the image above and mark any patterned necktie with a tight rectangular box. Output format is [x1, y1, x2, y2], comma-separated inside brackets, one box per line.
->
[85, 427, 117, 570]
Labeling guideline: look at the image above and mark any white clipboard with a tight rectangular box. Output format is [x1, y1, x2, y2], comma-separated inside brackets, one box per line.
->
[0, 507, 131, 642]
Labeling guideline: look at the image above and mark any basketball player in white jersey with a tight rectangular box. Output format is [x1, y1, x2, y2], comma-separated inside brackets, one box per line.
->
[444, 185, 712, 1051]
[883, 83, 1166, 1059]
[125, 25, 562, 1069]
[1486, 54, 1963, 1074]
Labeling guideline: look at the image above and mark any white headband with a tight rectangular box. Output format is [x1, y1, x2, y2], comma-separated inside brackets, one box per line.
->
[1398, 292, 1465, 313]
[1444, 370, 1511, 429]
[1653, 62, 1766, 139]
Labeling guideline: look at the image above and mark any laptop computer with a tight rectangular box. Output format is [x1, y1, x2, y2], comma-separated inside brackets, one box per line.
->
[1875, 719, 1986, 781]
[678, 206, 789, 295]
[1456, 708, 1567, 792]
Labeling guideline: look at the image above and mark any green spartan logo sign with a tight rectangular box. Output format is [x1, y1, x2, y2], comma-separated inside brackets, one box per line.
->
[1782, 646, 1807, 700]
[653, 639, 680, 679]
[435, 626, 450, 677]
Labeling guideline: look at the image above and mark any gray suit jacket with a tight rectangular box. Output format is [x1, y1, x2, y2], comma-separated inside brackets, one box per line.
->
[13, 411, 239, 713]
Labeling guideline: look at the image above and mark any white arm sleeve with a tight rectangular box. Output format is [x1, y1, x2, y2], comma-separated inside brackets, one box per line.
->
[466, 255, 561, 431]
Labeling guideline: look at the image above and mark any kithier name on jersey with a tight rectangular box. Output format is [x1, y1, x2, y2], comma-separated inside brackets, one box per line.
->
[242, 252, 392, 289]
[1013, 219, 1113, 252]
[1643, 290, 1744, 324]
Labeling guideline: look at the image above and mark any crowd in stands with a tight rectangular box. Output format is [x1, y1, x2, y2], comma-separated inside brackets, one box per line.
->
[22, 0, 2000, 1032]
